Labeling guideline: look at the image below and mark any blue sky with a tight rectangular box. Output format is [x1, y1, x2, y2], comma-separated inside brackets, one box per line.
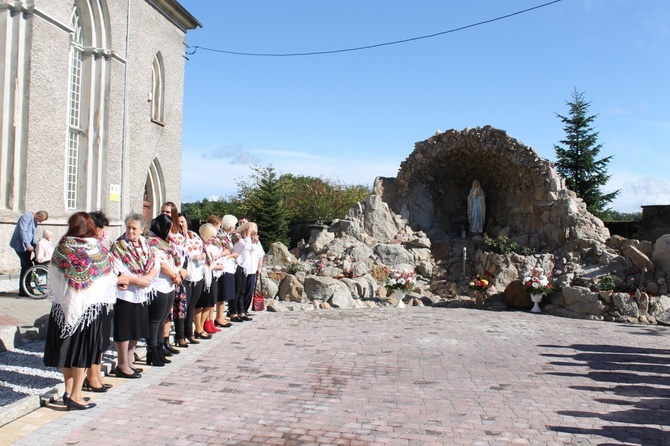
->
[178, 0, 670, 213]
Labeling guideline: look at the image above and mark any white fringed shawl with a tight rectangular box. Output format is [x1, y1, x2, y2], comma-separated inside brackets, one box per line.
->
[48, 237, 117, 338]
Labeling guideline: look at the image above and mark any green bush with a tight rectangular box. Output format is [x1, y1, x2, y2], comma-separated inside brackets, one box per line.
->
[484, 234, 518, 255]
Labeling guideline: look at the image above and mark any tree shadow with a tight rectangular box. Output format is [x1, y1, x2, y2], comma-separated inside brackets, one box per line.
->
[539, 343, 670, 445]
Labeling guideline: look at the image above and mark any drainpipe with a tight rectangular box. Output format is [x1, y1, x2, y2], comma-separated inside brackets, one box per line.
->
[119, 0, 132, 219]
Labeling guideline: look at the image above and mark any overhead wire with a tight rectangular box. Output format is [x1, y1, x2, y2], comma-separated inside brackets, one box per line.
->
[185, 0, 562, 57]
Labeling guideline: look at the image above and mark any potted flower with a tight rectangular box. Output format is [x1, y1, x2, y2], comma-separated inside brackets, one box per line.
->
[522, 267, 553, 313]
[468, 272, 492, 307]
[385, 269, 416, 308]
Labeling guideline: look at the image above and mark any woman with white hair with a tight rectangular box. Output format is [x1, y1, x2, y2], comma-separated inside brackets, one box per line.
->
[110, 212, 156, 376]
[214, 214, 239, 328]
[34, 229, 54, 264]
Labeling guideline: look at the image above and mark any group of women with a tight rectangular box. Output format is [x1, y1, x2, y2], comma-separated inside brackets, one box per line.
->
[42, 204, 264, 411]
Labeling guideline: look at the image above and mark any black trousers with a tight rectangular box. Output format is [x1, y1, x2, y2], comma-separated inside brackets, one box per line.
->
[243, 273, 257, 315]
[229, 266, 246, 314]
[148, 290, 174, 348]
[179, 279, 203, 340]
[16, 250, 33, 296]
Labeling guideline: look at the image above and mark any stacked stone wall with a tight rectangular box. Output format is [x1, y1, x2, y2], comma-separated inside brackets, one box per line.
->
[386, 126, 609, 255]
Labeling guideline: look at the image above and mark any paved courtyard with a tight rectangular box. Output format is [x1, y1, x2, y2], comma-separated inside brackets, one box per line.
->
[2, 307, 669, 445]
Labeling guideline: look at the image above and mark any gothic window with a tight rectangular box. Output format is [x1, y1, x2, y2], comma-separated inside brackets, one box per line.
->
[65, 3, 84, 210]
[151, 52, 165, 124]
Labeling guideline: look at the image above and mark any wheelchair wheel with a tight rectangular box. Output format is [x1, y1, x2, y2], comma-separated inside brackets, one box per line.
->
[21, 264, 49, 299]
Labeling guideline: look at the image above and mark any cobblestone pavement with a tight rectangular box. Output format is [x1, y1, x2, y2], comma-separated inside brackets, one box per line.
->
[2, 307, 669, 445]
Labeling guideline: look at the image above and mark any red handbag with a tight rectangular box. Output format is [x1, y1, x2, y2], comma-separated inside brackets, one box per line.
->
[253, 275, 265, 311]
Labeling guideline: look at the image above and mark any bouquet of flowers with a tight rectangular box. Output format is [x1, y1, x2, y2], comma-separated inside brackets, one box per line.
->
[385, 269, 416, 293]
[469, 272, 492, 292]
[523, 267, 553, 296]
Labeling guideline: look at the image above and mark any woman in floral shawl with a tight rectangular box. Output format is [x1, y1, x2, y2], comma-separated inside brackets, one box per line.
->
[160, 202, 187, 356]
[146, 214, 183, 366]
[43, 212, 122, 411]
[110, 212, 157, 378]
[175, 213, 205, 346]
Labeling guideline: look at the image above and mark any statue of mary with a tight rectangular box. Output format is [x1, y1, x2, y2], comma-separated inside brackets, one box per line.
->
[467, 179, 485, 233]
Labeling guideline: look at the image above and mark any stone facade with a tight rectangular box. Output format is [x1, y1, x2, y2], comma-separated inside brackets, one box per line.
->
[0, 0, 200, 273]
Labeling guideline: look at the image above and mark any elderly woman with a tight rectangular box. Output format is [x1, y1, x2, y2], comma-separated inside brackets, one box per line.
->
[175, 213, 205, 346]
[146, 214, 182, 366]
[242, 222, 264, 318]
[231, 220, 254, 322]
[34, 229, 54, 264]
[110, 212, 157, 377]
[198, 222, 233, 337]
[43, 212, 121, 411]
[215, 215, 239, 327]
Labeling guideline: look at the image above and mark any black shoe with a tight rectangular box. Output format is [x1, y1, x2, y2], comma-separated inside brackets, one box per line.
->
[175, 340, 189, 348]
[132, 367, 144, 373]
[102, 383, 113, 389]
[67, 399, 96, 411]
[146, 347, 165, 367]
[158, 346, 172, 364]
[187, 336, 200, 344]
[63, 393, 90, 404]
[82, 378, 108, 393]
[114, 367, 141, 379]
[194, 331, 211, 340]
[230, 317, 244, 323]
[241, 316, 253, 321]
[164, 339, 180, 355]
[215, 320, 233, 328]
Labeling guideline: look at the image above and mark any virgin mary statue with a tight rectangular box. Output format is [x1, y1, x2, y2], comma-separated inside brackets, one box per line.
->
[467, 179, 485, 233]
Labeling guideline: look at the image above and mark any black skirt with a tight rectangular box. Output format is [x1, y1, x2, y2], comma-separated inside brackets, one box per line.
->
[43, 304, 105, 369]
[101, 307, 113, 352]
[113, 299, 149, 342]
[196, 276, 216, 308]
[222, 272, 236, 302]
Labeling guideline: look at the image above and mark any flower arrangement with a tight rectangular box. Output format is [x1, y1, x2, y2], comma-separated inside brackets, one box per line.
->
[385, 269, 416, 293]
[523, 267, 553, 296]
[469, 272, 492, 292]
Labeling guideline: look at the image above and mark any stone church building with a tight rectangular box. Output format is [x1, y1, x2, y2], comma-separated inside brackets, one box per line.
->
[0, 0, 200, 274]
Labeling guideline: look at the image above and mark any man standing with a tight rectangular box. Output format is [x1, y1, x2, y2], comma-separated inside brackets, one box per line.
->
[9, 211, 49, 296]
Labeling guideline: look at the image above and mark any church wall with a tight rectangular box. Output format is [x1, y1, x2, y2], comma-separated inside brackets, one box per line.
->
[24, 8, 71, 216]
[0, 0, 197, 274]
[123, 0, 185, 218]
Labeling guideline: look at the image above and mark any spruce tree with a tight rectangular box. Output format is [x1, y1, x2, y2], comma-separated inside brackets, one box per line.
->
[248, 166, 290, 250]
[554, 88, 619, 217]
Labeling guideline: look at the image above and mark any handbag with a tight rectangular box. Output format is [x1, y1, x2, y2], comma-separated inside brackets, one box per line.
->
[252, 274, 265, 311]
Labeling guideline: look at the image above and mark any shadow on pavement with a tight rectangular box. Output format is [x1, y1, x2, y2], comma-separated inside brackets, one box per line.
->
[539, 343, 670, 446]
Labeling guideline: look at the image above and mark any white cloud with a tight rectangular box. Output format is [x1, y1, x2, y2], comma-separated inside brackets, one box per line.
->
[203, 145, 261, 165]
[606, 175, 670, 213]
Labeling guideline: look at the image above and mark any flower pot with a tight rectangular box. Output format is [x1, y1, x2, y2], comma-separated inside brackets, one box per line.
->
[392, 289, 406, 308]
[530, 293, 543, 313]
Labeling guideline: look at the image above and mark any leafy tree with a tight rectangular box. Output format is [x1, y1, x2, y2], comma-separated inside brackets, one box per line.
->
[600, 210, 642, 222]
[181, 197, 241, 223]
[554, 88, 619, 217]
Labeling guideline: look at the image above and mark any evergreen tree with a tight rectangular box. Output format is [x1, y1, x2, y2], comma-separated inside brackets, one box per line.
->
[244, 166, 290, 250]
[554, 88, 619, 217]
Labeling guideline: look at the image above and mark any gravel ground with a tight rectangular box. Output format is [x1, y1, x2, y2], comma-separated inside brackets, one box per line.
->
[0, 341, 123, 408]
[0, 341, 61, 406]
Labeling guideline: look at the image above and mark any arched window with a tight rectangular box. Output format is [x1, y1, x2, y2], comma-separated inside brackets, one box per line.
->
[65, 2, 84, 210]
[151, 52, 165, 124]
[63, 0, 111, 211]
[144, 158, 166, 218]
